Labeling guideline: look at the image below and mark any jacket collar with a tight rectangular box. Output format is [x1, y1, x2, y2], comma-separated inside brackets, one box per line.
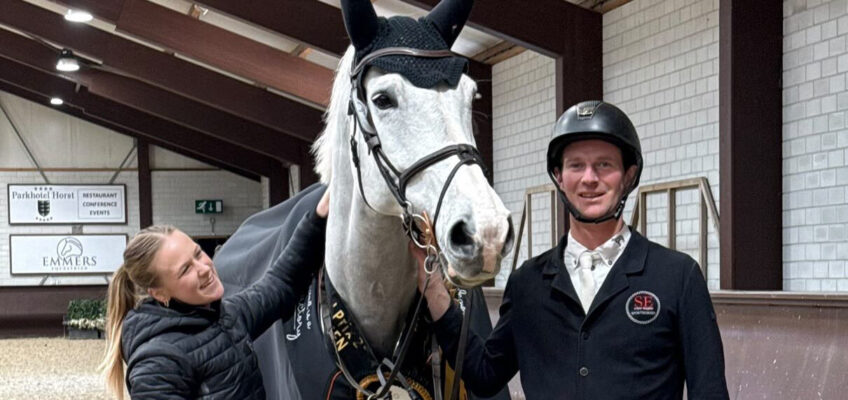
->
[544, 228, 649, 315]
[140, 297, 221, 320]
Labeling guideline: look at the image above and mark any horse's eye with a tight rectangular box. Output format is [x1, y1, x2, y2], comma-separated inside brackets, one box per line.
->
[370, 92, 396, 110]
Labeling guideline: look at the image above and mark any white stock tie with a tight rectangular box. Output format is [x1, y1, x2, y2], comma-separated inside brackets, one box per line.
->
[577, 251, 597, 313]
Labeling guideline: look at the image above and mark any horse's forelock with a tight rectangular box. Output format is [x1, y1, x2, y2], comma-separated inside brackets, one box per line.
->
[312, 47, 357, 184]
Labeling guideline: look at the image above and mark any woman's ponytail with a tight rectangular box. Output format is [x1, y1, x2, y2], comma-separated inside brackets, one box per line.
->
[98, 224, 174, 399]
[99, 266, 135, 400]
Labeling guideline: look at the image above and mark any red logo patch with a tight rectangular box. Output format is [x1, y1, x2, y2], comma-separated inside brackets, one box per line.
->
[625, 291, 660, 324]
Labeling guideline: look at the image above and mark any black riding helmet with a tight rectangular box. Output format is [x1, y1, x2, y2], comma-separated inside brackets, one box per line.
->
[546, 100, 643, 224]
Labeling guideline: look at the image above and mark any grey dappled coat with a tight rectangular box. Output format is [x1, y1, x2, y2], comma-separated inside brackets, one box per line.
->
[120, 210, 326, 399]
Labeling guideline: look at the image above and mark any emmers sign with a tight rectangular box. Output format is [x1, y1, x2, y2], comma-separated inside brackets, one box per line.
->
[7, 184, 126, 224]
[10, 234, 127, 275]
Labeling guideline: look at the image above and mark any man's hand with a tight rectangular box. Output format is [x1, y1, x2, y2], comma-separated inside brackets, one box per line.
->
[410, 241, 452, 321]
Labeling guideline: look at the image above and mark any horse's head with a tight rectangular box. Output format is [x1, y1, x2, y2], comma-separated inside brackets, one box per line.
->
[358, 65, 514, 286]
[316, 0, 514, 287]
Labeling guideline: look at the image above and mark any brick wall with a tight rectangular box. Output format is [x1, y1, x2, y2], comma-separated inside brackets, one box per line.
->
[151, 170, 262, 237]
[782, 0, 848, 291]
[604, 0, 721, 289]
[491, 51, 557, 287]
[490, 0, 722, 289]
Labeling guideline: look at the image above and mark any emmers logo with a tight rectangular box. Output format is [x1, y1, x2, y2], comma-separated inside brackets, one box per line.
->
[58, 237, 83, 257]
[42, 237, 97, 271]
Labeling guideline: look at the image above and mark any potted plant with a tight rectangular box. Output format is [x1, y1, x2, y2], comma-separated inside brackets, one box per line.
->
[65, 298, 106, 339]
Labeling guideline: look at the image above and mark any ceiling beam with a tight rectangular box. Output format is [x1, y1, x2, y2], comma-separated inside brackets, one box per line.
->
[58, 0, 334, 106]
[191, 0, 351, 56]
[399, 0, 591, 57]
[0, 24, 309, 165]
[178, 0, 494, 181]
[0, 0, 324, 144]
[0, 55, 277, 180]
[399, 0, 603, 115]
[471, 40, 526, 65]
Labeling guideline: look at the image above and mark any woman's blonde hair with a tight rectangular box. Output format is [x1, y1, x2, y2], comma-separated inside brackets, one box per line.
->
[98, 225, 175, 400]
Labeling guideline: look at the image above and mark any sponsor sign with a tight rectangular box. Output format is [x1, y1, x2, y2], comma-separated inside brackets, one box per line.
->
[10, 234, 127, 275]
[8, 184, 127, 224]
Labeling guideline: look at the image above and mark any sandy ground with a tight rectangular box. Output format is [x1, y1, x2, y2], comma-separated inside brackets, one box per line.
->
[0, 338, 110, 400]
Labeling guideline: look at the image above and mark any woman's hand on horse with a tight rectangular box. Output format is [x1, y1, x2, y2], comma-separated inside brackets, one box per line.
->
[409, 241, 451, 321]
[316, 189, 330, 218]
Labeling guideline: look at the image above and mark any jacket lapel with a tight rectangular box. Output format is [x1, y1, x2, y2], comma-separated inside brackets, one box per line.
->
[545, 236, 582, 307]
[585, 228, 648, 318]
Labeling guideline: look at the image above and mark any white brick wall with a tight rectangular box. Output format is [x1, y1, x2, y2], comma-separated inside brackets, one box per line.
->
[492, 0, 722, 290]
[491, 50, 557, 287]
[783, 0, 848, 292]
[604, 0, 721, 290]
[151, 170, 263, 237]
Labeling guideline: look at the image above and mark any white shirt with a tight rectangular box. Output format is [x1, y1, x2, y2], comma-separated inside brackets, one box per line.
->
[563, 224, 632, 312]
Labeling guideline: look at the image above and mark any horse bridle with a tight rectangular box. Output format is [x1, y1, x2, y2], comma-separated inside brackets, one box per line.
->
[345, 46, 484, 400]
[348, 47, 487, 249]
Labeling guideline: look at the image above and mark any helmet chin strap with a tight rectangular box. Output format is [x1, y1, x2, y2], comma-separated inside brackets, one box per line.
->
[557, 190, 629, 225]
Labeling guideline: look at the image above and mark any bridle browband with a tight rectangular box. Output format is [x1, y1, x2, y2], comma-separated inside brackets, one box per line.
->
[343, 46, 484, 400]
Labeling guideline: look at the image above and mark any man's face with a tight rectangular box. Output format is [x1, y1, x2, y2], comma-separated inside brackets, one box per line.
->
[554, 139, 636, 220]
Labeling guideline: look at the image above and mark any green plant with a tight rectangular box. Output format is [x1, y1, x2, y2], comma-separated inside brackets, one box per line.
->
[67, 298, 106, 331]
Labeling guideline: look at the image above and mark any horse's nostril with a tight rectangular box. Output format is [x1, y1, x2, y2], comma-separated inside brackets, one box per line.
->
[448, 220, 475, 256]
[502, 216, 516, 257]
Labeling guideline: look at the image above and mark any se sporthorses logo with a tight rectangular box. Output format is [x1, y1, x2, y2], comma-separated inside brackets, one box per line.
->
[625, 290, 661, 324]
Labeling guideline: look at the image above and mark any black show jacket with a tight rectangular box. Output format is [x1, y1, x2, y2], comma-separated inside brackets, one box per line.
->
[434, 229, 729, 400]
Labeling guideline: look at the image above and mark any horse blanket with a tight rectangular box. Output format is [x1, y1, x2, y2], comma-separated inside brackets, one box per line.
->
[214, 183, 510, 400]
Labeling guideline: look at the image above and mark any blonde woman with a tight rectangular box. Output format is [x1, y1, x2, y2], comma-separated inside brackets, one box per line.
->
[100, 189, 329, 399]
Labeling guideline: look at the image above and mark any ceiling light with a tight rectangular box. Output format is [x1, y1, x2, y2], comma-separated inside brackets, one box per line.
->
[55, 49, 80, 72]
[64, 10, 93, 23]
[50, 97, 64, 106]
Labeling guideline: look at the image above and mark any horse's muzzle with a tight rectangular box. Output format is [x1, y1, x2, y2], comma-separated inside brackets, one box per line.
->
[443, 215, 514, 283]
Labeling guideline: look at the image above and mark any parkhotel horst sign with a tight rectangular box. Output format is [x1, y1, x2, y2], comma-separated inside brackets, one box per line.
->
[10, 234, 127, 275]
[8, 184, 126, 224]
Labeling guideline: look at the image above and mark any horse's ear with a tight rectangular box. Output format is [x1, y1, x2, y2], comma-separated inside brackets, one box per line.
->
[426, 0, 474, 47]
[340, 0, 379, 50]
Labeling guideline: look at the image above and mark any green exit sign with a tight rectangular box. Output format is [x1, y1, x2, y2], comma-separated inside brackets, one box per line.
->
[195, 200, 223, 214]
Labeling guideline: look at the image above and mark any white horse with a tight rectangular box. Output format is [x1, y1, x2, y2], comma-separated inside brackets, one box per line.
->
[216, 1, 514, 398]
[313, 45, 514, 357]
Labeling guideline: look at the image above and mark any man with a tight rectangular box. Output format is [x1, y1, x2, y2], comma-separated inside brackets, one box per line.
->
[418, 101, 729, 399]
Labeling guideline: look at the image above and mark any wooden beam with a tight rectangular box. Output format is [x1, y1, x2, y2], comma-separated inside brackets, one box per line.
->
[192, 0, 350, 56]
[269, 164, 289, 206]
[597, 0, 634, 14]
[398, 0, 602, 116]
[468, 59, 493, 184]
[0, 0, 323, 144]
[400, 0, 593, 57]
[719, 0, 783, 290]
[0, 25, 310, 165]
[114, 0, 333, 106]
[0, 55, 274, 180]
[137, 138, 152, 228]
[472, 41, 526, 65]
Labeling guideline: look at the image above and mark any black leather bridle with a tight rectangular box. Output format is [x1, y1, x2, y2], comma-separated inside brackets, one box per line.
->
[344, 46, 483, 400]
[348, 47, 487, 245]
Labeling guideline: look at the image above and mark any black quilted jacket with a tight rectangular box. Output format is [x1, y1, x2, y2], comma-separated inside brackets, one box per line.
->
[121, 211, 326, 399]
